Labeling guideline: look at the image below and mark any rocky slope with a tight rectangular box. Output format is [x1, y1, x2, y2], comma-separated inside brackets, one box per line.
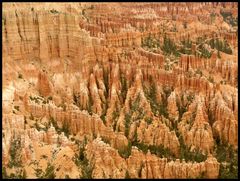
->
[2, 2, 238, 179]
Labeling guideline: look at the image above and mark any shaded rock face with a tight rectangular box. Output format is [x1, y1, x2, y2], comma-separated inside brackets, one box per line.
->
[37, 71, 52, 97]
[2, 2, 237, 179]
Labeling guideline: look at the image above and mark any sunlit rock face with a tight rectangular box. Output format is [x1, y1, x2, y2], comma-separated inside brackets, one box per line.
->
[2, 2, 237, 179]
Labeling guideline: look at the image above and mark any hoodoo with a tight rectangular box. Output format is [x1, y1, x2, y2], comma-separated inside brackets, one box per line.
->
[2, 2, 238, 179]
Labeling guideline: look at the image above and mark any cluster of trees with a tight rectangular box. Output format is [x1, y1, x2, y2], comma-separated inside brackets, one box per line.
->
[2, 167, 27, 179]
[141, 35, 160, 50]
[80, 156, 93, 178]
[29, 96, 42, 104]
[160, 86, 171, 117]
[179, 38, 192, 55]
[49, 117, 70, 137]
[176, 95, 186, 121]
[118, 141, 132, 159]
[124, 113, 131, 137]
[50, 9, 59, 14]
[196, 36, 206, 45]
[145, 117, 153, 125]
[197, 44, 212, 59]
[74, 138, 93, 179]
[29, 95, 52, 105]
[143, 81, 169, 119]
[130, 128, 176, 159]
[99, 68, 110, 124]
[34, 162, 56, 179]
[8, 138, 22, 168]
[73, 93, 80, 108]
[220, 10, 238, 27]
[87, 93, 93, 115]
[61, 120, 70, 137]
[73, 91, 93, 115]
[112, 109, 120, 131]
[131, 130, 207, 163]
[182, 38, 192, 48]
[119, 117, 211, 166]
[175, 93, 196, 131]
[120, 74, 128, 103]
[3, 138, 27, 179]
[214, 140, 238, 179]
[161, 36, 180, 57]
[42, 96, 52, 104]
[124, 94, 144, 137]
[142, 34, 195, 57]
[100, 108, 107, 125]
[103, 68, 109, 99]
[148, 144, 175, 159]
[125, 171, 131, 178]
[143, 83, 157, 114]
[208, 38, 232, 55]
[178, 135, 207, 163]
[219, 161, 238, 179]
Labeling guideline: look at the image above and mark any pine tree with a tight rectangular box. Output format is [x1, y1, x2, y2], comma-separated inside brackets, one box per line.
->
[22, 169, 27, 179]
[125, 171, 130, 179]
[44, 163, 56, 179]
[217, 50, 221, 58]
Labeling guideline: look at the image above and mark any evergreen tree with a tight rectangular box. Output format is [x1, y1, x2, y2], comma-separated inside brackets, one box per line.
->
[43, 163, 56, 179]
[217, 50, 221, 58]
[125, 171, 130, 179]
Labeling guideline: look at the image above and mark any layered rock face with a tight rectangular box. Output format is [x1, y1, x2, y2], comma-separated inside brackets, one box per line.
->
[2, 3, 96, 65]
[85, 138, 220, 179]
[37, 71, 53, 97]
[178, 96, 215, 154]
[2, 2, 237, 179]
